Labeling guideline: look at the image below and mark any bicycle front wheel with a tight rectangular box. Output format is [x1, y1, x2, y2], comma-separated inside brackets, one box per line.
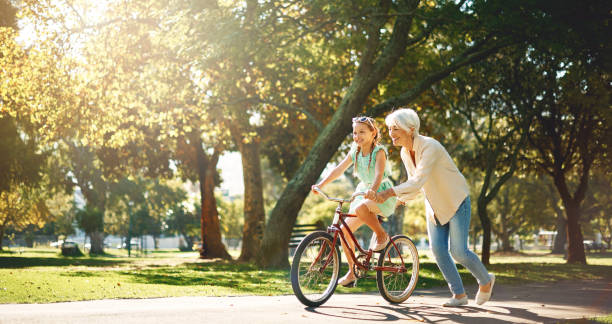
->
[290, 231, 340, 307]
[376, 235, 419, 303]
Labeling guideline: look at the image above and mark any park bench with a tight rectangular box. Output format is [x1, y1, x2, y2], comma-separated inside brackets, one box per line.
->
[289, 221, 325, 255]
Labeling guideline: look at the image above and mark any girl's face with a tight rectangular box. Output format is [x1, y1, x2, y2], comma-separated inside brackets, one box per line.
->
[352, 122, 376, 148]
[389, 124, 413, 147]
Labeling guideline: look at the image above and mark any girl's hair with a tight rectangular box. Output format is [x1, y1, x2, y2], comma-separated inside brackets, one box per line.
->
[352, 116, 381, 176]
[385, 108, 420, 136]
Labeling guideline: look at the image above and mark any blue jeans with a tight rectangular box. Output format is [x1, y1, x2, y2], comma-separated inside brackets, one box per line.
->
[427, 197, 491, 295]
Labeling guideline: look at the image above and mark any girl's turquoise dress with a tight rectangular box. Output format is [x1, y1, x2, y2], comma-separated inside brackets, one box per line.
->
[348, 144, 397, 217]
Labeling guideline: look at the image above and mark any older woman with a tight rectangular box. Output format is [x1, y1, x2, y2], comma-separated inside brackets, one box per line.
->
[376, 108, 495, 307]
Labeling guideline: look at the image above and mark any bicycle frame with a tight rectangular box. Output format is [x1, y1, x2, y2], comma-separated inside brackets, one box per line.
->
[316, 201, 408, 275]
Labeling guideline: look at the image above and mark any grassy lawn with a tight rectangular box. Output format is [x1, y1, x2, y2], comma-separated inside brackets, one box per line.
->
[559, 313, 612, 323]
[1, 247, 611, 304]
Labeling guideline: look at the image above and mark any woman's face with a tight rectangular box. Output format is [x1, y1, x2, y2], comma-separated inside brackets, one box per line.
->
[389, 124, 412, 147]
[352, 122, 375, 148]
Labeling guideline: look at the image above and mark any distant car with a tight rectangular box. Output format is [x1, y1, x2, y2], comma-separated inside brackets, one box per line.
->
[61, 241, 78, 249]
[50, 240, 64, 248]
[584, 240, 604, 252]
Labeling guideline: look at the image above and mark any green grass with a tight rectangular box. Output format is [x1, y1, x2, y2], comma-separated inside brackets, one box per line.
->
[557, 313, 612, 323]
[1, 248, 611, 304]
[592, 314, 612, 323]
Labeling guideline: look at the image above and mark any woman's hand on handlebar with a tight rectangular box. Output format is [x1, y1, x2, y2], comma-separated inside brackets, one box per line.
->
[364, 189, 376, 200]
[375, 188, 393, 203]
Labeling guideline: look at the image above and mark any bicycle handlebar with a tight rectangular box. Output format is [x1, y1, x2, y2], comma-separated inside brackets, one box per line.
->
[312, 186, 365, 204]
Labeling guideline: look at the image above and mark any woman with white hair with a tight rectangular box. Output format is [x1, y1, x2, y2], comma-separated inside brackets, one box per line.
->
[375, 108, 495, 307]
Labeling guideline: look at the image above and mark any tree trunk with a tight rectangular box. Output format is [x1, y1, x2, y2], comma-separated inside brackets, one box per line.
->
[197, 140, 231, 260]
[237, 139, 265, 262]
[551, 213, 567, 254]
[477, 198, 491, 265]
[384, 204, 405, 237]
[89, 231, 105, 254]
[259, 74, 394, 268]
[501, 233, 511, 252]
[549, 169, 588, 264]
[0, 224, 4, 250]
[183, 233, 193, 250]
[564, 202, 586, 263]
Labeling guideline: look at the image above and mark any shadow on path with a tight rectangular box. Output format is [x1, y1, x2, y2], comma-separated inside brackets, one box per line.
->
[304, 279, 612, 323]
[0, 256, 127, 268]
[306, 304, 561, 323]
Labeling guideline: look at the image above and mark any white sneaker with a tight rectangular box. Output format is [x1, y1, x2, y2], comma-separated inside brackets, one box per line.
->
[443, 296, 468, 307]
[372, 235, 390, 252]
[476, 273, 495, 305]
[368, 232, 377, 250]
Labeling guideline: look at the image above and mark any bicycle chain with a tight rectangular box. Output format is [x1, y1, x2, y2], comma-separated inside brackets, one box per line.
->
[353, 253, 371, 279]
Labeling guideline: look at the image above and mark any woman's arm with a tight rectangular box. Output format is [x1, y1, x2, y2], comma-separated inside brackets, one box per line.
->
[377, 141, 440, 202]
[393, 142, 439, 199]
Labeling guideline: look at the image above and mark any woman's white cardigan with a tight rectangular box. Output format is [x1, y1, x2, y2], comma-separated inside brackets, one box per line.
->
[392, 134, 469, 225]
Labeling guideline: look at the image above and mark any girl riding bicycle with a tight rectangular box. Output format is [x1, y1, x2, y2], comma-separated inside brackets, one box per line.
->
[312, 116, 397, 287]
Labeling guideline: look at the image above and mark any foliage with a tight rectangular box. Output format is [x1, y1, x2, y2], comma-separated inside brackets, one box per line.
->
[402, 198, 428, 240]
[216, 194, 244, 240]
[105, 177, 187, 239]
[0, 185, 50, 229]
[164, 205, 200, 250]
[490, 176, 553, 251]
[75, 206, 103, 236]
[298, 179, 354, 226]
[0, 116, 46, 194]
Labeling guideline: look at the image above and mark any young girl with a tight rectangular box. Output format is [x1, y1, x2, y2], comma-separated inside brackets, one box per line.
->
[311, 116, 397, 287]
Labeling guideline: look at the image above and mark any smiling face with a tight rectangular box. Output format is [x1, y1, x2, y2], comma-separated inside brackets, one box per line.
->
[389, 124, 413, 148]
[352, 122, 376, 149]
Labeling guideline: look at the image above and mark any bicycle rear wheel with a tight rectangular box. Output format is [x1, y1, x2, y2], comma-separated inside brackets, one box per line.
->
[376, 235, 419, 303]
[290, 231, 340, 307]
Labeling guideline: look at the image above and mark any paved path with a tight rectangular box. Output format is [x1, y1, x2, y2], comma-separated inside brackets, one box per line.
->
[1, 279, 611, 324]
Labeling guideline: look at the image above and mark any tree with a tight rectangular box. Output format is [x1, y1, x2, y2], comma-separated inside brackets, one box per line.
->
[430, 48, 535, 264]
[216, 194, 244, 245]
[64, 143, 110, 254]
[525, 57, 611, 264]
[0, 2, 46, 196]
[75, 205, 103, 247]
[584, 170, 612, 249]
[165, 205, 200, 251]
[490, 176, 552, 252]
[14, 0, 233, 259]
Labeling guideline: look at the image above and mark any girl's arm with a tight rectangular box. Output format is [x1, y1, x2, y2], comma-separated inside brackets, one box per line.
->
[313, 153, 353, 191]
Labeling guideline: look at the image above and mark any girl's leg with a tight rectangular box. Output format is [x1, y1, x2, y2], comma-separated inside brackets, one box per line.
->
[355, 201, 387, 243]
[427, 216, 466, 297]
[339, 217, 363, 282]
[448, 197, 492, 289]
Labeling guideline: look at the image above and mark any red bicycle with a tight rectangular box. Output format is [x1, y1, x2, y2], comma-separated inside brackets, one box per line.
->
[290, 187, 419, 307]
